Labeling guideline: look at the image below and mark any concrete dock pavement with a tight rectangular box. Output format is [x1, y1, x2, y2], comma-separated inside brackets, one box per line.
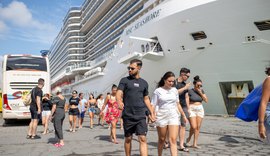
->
[0, 115, 269, 156]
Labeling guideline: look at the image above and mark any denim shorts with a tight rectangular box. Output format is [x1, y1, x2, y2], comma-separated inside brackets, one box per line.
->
[88, 107, 96, 113]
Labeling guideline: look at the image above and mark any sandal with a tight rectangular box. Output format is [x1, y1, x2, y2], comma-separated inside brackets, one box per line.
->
[54, 143, 64, 147]
[31, 135, 41, 139]
[163, 141, 170, 149]
[179, 147, 189, 152]
[26, 135, 32, 139]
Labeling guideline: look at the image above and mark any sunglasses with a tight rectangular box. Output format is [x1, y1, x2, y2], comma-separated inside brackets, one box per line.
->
[197, 85, 203, 88]
[127, 67, 135, 71]
[182, 73, 190, 78]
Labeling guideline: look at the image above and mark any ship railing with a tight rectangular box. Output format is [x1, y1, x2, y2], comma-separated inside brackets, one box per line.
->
[118, 36, 164, 64]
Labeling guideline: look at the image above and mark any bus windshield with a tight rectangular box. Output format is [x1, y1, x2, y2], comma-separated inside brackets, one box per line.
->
[6, 56, 47, 71]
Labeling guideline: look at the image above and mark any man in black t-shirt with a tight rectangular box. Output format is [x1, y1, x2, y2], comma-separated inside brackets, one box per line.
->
[117, 59, 155, 156]
[27, 78, 44, 139]
[175, 67, 191, 151]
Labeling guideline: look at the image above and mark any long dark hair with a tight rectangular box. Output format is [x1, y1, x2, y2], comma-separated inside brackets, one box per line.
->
[89, 93, 94, 100]
[157, 71, 175, 87]
[193, 75, 202, 85]
[96, 94, 103, 100]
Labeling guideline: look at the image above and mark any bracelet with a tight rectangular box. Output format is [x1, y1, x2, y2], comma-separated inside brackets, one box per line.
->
[259, 121, 264, 124]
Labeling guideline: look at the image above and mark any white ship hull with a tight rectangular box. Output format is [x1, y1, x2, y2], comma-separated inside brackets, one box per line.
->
[62, 0, 270, 115]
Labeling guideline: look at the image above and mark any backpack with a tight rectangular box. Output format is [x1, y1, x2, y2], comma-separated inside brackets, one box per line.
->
[22, 88, 35, 106]
[235, 83, 262, 122]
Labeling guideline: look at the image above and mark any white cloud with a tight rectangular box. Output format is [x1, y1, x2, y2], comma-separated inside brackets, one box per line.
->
[0, 1, 58, 44]
[0, 1, 55, 31]
[0, 20, 7, 32]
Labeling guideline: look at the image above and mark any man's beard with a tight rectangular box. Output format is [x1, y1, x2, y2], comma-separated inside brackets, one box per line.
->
[129, 72, 137, 78]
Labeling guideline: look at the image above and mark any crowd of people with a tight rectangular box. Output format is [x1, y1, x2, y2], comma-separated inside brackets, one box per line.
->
[26, 59, 269, 155]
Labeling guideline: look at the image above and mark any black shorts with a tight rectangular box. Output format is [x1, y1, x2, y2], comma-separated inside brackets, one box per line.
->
[123, 118, 148, 137]
[30, 108, 40, 119]
[69, 108, 79, 116]
[180, 106, 189, 127]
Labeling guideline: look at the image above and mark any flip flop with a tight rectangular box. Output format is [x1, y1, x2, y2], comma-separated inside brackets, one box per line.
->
[163, 141, 170, 149]
[26, 135, 32, 139]
[179, 147, 189, 152]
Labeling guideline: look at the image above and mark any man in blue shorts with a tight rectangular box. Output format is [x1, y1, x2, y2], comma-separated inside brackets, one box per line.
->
[116, 59, 155, 156]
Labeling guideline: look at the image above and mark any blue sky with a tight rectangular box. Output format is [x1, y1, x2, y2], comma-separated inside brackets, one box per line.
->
[0, 0, 84, 57]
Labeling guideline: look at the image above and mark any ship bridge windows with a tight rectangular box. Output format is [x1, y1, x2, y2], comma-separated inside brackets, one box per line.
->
[191, 31, 207, 40]
[254, 20, 270, 31]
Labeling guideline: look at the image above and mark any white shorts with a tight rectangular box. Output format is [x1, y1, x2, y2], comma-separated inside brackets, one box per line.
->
[189, 105, 204, 118]
[155, 108, 180, 127]
[42, 110, 51, 117]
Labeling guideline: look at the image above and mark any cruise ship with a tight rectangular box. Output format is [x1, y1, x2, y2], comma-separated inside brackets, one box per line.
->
[49, 0, 270, 115]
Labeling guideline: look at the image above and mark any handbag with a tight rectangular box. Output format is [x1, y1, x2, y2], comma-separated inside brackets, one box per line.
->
[235, 83, 262, 122]
[94, 107, 101, 115]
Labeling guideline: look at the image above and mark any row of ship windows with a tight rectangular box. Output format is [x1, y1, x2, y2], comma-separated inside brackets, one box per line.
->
[85, 4, 142, 51]
[50, 0, 140, 60]
[50, 3, 141, 65]
[87, 0, 128, 37]
[84, 0, 140, 46]
[82, 0, 104, 25]
[51, 0, 160, 65]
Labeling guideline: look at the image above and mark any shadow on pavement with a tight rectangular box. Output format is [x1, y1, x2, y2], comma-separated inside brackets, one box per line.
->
[2, 119, 31, 127]
[94, 134, 125, 142]
[218, 135, 240, 143]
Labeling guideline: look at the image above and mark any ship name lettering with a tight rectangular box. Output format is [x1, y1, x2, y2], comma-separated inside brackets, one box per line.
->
[126, 9, 161, 35]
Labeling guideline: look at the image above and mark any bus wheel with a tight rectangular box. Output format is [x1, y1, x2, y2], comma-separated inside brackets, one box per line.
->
[4, 119, 11, 125]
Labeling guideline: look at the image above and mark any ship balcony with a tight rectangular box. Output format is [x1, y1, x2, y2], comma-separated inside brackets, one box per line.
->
[65, 59, 107, 76]
[118, 52, 143, 64]
[118, 36, 165, 64]
[142, 50, 164, 61]
[118, 50, 164, 64]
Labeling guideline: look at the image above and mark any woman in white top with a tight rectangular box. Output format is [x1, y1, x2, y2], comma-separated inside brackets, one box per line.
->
[151, 71, 187, 156]
[97, 94, 105, 126]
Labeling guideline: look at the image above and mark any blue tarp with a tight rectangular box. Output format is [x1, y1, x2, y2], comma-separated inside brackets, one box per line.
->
[235, 84, 263, 122]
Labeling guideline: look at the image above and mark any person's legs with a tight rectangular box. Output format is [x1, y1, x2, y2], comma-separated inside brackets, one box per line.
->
[138, 135, 148, 156]
[179, 107, 189, 149]
[187, 117, 197, 146]
[168, 125, 179, 156]
[124, 136, 132, 156]
[44, 115, 50, 134]
[157, 126, 167, 156]
[27, 120, 33, 136]
[193, 116, 203, 148]
[59, 114, 65, 145]
[136, 119, 148, 156]
[31, 118, 39, 136]
[111, 121, 118, 143]
[72, 115, 77, 132]
[90, 112, 94, 128]
[69, 114, 73, 131]
[42, 114, 46, 133]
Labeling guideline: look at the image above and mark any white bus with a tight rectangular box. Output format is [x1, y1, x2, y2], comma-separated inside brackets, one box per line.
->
[2, 55, 50, 121]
